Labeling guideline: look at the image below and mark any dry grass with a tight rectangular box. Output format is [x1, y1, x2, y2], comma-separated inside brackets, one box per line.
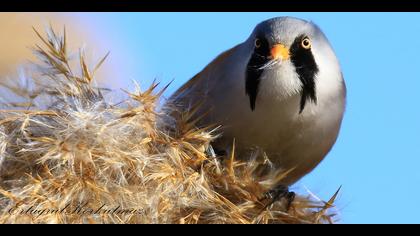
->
[0, 26, 340, 224]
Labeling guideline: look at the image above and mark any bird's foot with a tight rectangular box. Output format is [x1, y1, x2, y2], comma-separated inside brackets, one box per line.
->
[260, 184, 295, 211]
[205, 145, 227, 158]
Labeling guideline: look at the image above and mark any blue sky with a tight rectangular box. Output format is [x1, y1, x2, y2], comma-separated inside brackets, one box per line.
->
[65, 13, 420, 223]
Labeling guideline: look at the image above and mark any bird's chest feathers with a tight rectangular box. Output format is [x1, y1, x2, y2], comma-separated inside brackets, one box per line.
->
[222, 73, 344, 153]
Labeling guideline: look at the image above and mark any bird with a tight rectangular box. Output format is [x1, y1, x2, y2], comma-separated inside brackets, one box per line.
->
[169, 16, 346, 187]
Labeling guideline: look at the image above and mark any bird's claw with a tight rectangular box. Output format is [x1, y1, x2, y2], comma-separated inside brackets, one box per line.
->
[205, 145, 227, 158]
[260, 184, 295, 211]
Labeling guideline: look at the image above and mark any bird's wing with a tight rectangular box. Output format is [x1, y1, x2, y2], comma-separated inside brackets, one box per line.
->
[170, 45, 239, 101]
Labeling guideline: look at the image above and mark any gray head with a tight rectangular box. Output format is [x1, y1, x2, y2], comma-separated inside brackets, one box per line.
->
[244, 17, 341, 113]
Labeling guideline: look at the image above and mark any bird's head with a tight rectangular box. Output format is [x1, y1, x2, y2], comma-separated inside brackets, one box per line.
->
[244, 17, 342, 113]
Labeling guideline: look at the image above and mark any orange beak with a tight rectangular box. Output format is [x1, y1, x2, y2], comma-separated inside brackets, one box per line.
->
[270, 44, 290, 60]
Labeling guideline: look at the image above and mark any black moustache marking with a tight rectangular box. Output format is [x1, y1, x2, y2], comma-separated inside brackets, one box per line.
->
[290, 35, 319, 113]
[245, 37, 270, 111]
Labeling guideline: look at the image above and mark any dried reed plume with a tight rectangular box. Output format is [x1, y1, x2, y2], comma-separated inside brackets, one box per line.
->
[0, 26, 340, 224]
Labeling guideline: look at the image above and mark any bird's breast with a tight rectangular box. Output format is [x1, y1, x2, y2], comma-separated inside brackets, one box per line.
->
[207, 78, 345, 184]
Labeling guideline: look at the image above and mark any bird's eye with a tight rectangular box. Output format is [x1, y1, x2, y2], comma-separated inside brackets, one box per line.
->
[254, 38, 262, 49]
[301, 37, 311, 49]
